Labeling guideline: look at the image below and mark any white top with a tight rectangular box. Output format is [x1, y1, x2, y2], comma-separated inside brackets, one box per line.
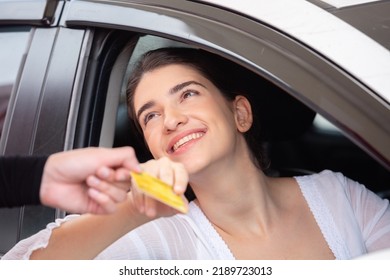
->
[2, 170, 390, 260]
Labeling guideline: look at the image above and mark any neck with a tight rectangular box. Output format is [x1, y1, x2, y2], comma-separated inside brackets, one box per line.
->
[190, 161, 278, 237]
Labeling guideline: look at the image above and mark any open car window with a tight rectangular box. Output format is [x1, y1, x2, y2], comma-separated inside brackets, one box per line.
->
[97, 34, 390, 200]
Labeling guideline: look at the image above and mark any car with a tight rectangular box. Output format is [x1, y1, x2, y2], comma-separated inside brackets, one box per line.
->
[0, 0, 389, 258]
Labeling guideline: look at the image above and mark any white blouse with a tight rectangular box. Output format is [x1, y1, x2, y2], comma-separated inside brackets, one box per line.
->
[2, 170, 390, 260]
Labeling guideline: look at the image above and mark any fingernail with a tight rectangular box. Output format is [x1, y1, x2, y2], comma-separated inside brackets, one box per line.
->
[134, 164, 142, 173]
[88, 176, 101, 187]
[174, 185, 185, 194]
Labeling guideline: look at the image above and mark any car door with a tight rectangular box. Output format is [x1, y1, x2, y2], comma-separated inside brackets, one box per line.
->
[0, 0, 88, 255]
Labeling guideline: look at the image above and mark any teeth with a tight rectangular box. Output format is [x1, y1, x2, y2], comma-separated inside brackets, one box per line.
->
[173, 132, 204, 152]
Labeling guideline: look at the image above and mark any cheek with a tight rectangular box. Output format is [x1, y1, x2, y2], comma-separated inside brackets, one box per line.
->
[208, 101, 236, 129]
[143, 130, 163, 159]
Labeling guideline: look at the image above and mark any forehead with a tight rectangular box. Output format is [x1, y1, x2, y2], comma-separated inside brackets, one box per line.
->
[133, 64, 209, 104]
[139, 64, 205, 88]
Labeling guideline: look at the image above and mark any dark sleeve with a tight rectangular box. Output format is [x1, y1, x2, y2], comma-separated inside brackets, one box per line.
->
[0, 156, 48, 208]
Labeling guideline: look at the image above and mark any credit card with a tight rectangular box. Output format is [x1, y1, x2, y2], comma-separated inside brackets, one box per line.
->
[130, 172, 188, 214]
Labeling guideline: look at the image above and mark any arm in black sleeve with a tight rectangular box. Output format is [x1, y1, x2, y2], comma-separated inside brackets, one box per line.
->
[0, 156, 48, 208]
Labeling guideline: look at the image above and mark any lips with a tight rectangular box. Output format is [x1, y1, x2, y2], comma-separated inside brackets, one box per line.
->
[168, 130, 205, 153]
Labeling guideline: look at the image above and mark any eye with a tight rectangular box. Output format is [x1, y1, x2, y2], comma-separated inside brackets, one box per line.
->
[143, 112, 159, 126]
[182, 90, 198, 100]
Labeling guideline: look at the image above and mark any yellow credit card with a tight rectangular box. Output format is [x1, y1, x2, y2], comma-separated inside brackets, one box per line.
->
[130, 172, 188, 214]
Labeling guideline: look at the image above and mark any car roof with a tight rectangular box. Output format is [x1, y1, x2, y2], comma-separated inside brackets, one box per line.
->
[1, 0, 388, 102]
[197, 0, 390, 103]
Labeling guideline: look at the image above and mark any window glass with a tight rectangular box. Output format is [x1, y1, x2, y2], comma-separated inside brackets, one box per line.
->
[0, 27, 30, 138]
[313, 114, 341, 134]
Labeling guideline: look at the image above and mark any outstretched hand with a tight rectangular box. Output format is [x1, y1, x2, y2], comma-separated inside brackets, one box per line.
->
[39, 147, 141, 214]
[130, 157, 189, 218]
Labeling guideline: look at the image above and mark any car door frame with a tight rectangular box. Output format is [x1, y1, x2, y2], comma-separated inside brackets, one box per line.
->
[0, 23, 89, 254]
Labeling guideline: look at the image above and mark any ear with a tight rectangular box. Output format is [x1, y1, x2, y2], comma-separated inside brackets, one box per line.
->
[233, 95, 253, 133]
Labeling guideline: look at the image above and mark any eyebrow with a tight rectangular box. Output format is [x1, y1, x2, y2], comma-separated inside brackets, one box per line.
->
[169, 80, 206, 95]
[136, 80, 206, 121]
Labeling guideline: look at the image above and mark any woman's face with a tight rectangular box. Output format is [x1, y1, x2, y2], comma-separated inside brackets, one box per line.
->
[133, 64, 249, 175]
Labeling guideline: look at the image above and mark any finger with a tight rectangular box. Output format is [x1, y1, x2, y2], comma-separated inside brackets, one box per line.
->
[172, 163, 189, 195]
[96, 166, 116, 181]
[95, 167, 132, 191]
[141, 159, 159, 177]
[87, 188, 117, 214]
[115, 147, 142, 173]
[114, 168, 132, 182]
[86, 175, 128, 202]
[158, 163, 175, 187]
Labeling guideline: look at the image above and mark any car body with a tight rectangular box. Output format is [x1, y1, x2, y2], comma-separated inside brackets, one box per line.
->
[0, 0, 389, 257]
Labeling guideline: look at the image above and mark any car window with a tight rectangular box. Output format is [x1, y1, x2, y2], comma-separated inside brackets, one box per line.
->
[0, 27, 30, 139]
[106, 33, 389, 199]
[313, 114, 341, 135]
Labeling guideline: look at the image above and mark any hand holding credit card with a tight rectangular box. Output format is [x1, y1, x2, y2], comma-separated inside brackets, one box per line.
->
[130, 171, 188, 214]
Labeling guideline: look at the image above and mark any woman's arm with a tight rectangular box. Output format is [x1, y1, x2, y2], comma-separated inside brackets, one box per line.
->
[29, 157, 189, 259]
[30, 194, 150, 259]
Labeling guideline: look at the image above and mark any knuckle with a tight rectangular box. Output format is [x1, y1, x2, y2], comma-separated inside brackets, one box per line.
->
[126, 146, 136, 156]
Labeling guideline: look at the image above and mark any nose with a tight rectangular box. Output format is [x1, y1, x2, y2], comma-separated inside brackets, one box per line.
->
[163, 107, 188, 132]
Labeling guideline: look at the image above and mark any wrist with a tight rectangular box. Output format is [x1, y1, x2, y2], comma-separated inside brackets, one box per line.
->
[116, 195, 153, 233]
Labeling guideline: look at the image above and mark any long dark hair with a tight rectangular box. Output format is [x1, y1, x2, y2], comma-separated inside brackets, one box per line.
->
[126, 47, 269, 170]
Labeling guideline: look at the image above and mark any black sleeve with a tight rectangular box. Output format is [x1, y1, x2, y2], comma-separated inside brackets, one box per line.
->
[0, 156, 48, 208]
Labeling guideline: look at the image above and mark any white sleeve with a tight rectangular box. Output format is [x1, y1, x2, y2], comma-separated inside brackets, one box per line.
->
[296, 170, 390, 259]
[1, 211, 209, 260]
[1, 215, 80, 260]
[1, 214, 183, 260]
[342, 174, 390, 252]
[0, 215, 183, 260]
[95, 215, 206, 259]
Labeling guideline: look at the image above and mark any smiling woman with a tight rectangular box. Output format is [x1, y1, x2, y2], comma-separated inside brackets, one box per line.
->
[2, 46, 389, 260]
[127, 47, 269, 171]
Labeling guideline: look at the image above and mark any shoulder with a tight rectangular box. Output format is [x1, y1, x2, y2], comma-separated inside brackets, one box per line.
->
[294, 170, 390, 258]
[293, 170, 356, 219]
[295, 170, 388, 213]
[295, 169, 354, 196]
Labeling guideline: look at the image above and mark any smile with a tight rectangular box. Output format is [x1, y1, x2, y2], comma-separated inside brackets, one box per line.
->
[172, 132, 205, 152]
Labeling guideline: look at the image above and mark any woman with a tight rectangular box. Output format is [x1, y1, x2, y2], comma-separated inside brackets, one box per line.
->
[3, 47, 389, 260]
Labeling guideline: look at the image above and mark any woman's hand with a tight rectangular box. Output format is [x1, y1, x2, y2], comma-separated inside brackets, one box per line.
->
[130, 157, 189, 218]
